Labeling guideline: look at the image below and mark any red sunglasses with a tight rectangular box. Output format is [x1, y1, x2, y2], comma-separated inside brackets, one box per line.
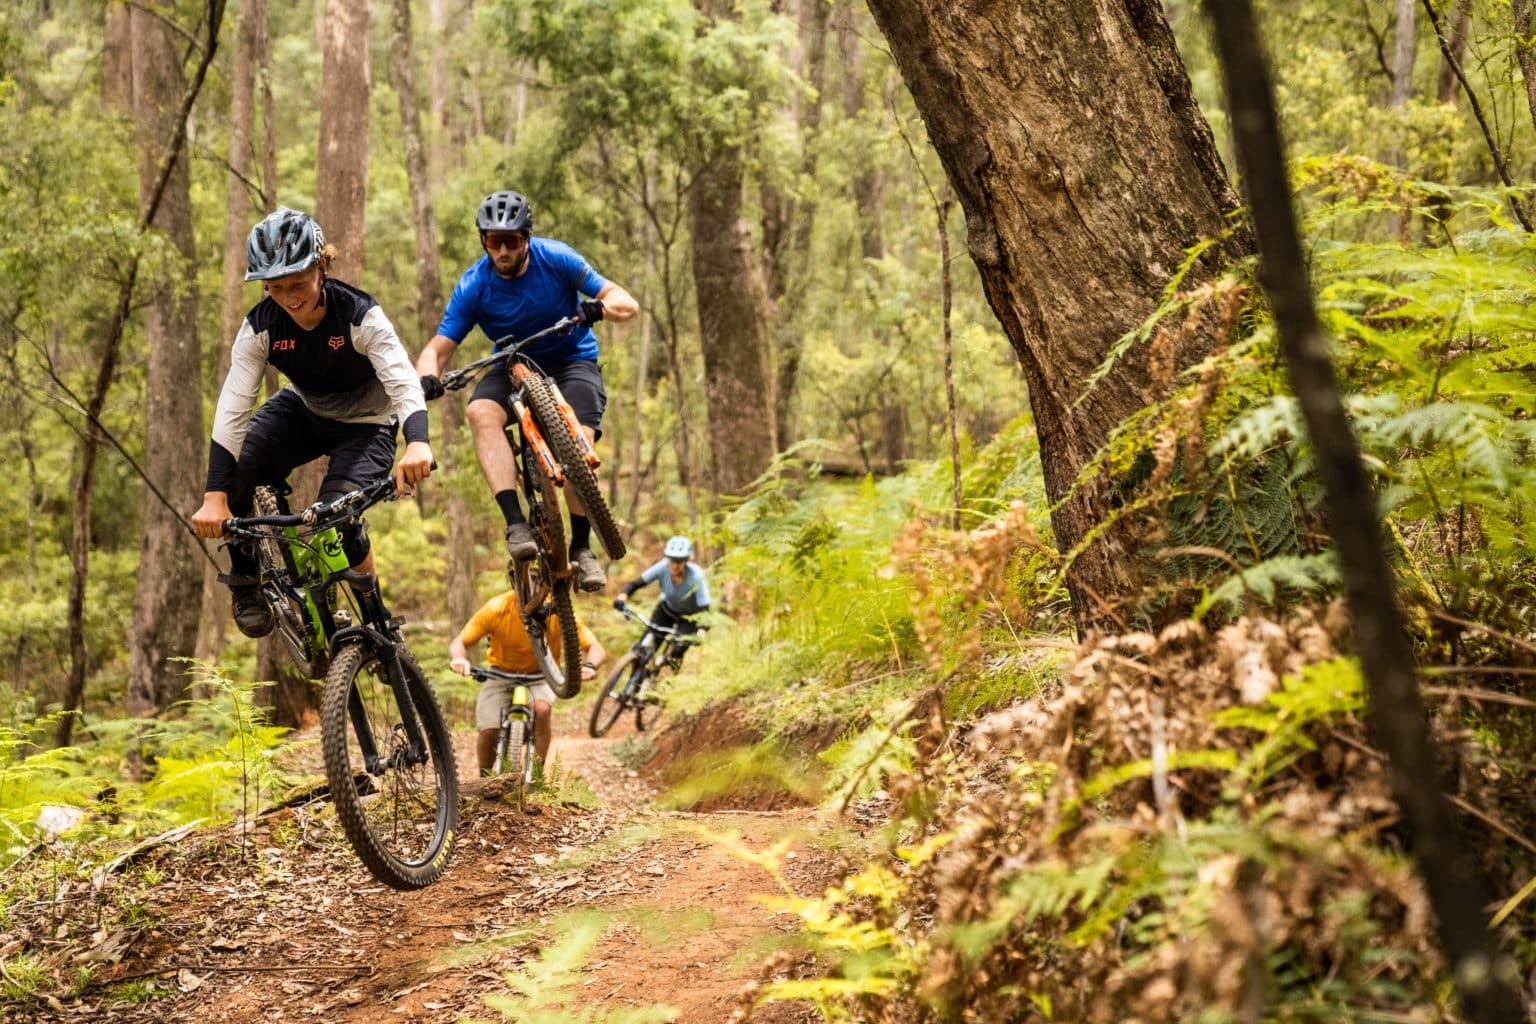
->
[484, 233, 526, 251]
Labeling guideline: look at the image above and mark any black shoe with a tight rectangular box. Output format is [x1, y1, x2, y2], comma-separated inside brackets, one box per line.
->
[231, 586, 274, 638]
[571, 548, 606, 592]
[506, 522, 538, 562]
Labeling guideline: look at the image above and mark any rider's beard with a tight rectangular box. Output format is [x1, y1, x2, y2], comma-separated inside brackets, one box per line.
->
[494, 248, 529, 279]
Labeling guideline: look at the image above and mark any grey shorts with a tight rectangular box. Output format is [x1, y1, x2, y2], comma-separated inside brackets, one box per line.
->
[475, 675, 555, 731]
[469, 358, 607, 438]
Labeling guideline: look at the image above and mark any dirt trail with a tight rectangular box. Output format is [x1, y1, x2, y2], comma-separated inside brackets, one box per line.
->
[25, 714, 833, 1024]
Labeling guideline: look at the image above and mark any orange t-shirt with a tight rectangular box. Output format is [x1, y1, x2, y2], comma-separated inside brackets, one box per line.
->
[458, 592, 594, 674]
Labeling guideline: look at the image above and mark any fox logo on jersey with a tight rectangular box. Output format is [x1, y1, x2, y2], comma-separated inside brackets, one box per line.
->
[329, 335, 346, 350]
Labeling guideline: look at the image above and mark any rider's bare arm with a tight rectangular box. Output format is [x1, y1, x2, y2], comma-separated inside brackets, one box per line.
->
[593, 282, 639, 323]
[415, 334, 459, 377]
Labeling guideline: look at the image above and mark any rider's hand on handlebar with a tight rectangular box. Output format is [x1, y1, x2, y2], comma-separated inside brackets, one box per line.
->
[192, 492, 233, 540]
[395, 441, 434, 496]
[578, 299, 605, 326]
[613, 597, 627, 611]
[420, 374, 445, 401]
[450, 657, 472, 676]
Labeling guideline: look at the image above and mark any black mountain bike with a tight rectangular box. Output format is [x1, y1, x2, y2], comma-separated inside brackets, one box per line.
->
[588, 605, 701, 738]
[223, 478, 458, 890]
[468, 666, 542, 813]
[433, 316, 626, 697]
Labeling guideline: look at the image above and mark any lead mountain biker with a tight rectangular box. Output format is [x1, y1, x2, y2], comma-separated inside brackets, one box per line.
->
[413, 189, 639, 592]
[612, 535, 711, 669]
[190, 206, 433, 638]
[448, 590, 608, 774]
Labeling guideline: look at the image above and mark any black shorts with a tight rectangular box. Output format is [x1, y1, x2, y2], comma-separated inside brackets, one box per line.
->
[469, 359, 607, 439]
[227, 388, 398, 515]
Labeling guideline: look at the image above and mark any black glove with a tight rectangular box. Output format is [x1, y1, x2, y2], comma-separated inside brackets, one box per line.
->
[420, 374, 444, 400]
[613, 597, 627, 611]
[578, 299, 605, 325]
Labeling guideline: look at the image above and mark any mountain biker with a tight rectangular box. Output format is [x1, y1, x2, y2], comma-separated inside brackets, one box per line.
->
[449, 591, 607, 775]
[414, 189, 639, 592]
[613, 535, 710, 669]
[191, 206, 432, 638]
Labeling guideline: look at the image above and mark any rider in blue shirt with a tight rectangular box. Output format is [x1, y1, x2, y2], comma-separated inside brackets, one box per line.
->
[415, 190, 638, 591]
[614, 536, 711, 669]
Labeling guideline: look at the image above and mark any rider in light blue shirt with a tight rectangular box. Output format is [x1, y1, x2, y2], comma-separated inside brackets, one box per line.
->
[614, 535, 710, 667]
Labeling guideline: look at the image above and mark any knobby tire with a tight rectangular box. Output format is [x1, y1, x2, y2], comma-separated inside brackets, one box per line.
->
[505, 717, 528, 814]
[549, 577, 583, 699]
[321, 642, 459, 890]
[252, 486, 317, 672]
[521, 374, 626, 560]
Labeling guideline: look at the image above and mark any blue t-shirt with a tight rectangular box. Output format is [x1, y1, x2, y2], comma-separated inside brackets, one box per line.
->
[641, 560, 711, 616]
[437, 237, 608, 363]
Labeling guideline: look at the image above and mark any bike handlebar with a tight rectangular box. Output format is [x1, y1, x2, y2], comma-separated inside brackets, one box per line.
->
[614, 603, 704, 642]
[434, 316, 583, 395]
[468, 666, 547, 683]
[222, 476, 400, 538]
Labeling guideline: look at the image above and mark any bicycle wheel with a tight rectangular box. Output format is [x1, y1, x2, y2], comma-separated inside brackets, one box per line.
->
[524, 437, 567, 576]
[589, 651, 640, 738]
[548, 577, 583, 699]
[522, 373, 626, 560]
[321, 641, 459, 890]
[252, 486, 317, 671]
[505, 716, 528, 814]
[634, 668, 665, 733]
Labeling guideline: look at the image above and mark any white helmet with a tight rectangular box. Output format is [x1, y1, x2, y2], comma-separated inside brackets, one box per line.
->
[663, 535, 693, 560]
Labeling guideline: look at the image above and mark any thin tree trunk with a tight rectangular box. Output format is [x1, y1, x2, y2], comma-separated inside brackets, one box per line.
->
[316, 0, 370, 282]
[863, 0, 1250, 633]
[1437, 0, 1472, 104]
[1385, 0, 1417, 238]
[390, 0, 475, 629]
[57, 0, 223, 745]
[197, 0, 263, 667]
[126, 0, 208, 718]
[938, 184, 960, 529]
[102, 2, 133, 110]
[256, 0, 277, 212]
[1513, 0, 1536, 138]
[1206, 3, 1524, 1019]
[838, 0, 884, 264]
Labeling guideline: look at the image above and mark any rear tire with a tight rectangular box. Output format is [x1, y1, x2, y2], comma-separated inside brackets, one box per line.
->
[589, 651, 639, 738]
[522, 374, 626, 560]
[321, 642, 459, 890]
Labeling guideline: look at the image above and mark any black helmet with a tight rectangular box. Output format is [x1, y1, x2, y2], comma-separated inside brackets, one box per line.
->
[245, 206, 325, 281]
[476, 190, 533, 234]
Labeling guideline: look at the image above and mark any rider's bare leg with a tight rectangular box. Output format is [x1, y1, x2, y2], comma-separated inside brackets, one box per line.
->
[476, 728, 498, 775]
[533, 700, 552, 763]
[467, 398, 518, 493]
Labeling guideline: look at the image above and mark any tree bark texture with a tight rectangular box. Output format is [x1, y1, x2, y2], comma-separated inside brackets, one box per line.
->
[316, 0, 370, 282]
[390, 0, 475, 630]
[863, 0, 1250, 632]
[1206, 2, 1524, 1019]
[126, 3, 208, 716]
[1437, 0, 1472, 104]
[198, 0, 264, 666]
[690, 144, 778, 498]
[836, 0, 884, 264]
[101, 2, 133, 110]
[1513, 0, 1536, 139]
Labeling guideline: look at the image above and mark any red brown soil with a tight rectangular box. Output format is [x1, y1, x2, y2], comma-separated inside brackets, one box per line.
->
[12, 707, 838, 1024]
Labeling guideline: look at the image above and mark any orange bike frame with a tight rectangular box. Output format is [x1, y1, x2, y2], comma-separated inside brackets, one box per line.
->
[511, 394, 564, 486]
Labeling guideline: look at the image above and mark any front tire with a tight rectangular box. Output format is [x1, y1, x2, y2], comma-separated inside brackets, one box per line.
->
[321, 642, 459, 890]
[522, 374, 626, 560]
[589, 651, 640, 738]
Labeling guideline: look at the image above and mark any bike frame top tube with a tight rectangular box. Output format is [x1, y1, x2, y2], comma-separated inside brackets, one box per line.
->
[439, 316, 580, 391]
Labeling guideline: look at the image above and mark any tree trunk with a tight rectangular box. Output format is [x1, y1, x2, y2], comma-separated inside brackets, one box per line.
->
[101, 2, 133, 110]
[316, 0, 370, 282]
[863, 0, 1250, 633]
[1437, 0, 1472, 104]
[836, 0, 884, 265]
[1207, 3, 1524, 1019]
[1513, 0, 1536, 138]
[690, 144, 777, 498]
[256, 0, 278, 212]
[125, 2, 207, 718]
[390, 0, 476, 630]
[197, 0, 263, 667]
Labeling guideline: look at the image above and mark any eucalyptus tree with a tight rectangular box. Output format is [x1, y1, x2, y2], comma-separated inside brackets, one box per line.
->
[501, 0, 798, 502]
[863, 0, 1252, 632]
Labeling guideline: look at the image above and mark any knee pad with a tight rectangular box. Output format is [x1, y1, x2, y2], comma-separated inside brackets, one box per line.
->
[341, 516, 371, 564]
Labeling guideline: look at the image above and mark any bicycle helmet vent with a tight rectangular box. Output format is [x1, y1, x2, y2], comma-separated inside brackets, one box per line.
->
[245, 206, 325, 281]
[477, 190, 534, 234]
[663, 535, 693, 560]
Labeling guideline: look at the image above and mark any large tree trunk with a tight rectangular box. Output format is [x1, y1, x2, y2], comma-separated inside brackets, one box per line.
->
[101, 2, 133, 110]
[125, 2, 207, 717]
[690, 144, 777, 498]
[316, 0, 370, 282]
[197, 0, 264, 667]
[863, 0, 1250, 633]
[1514, 0, 1536, 138]
[391, 0, 475, 629]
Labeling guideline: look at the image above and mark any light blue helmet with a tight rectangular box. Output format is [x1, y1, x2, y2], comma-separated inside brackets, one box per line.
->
[663, 535, 693, 560]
